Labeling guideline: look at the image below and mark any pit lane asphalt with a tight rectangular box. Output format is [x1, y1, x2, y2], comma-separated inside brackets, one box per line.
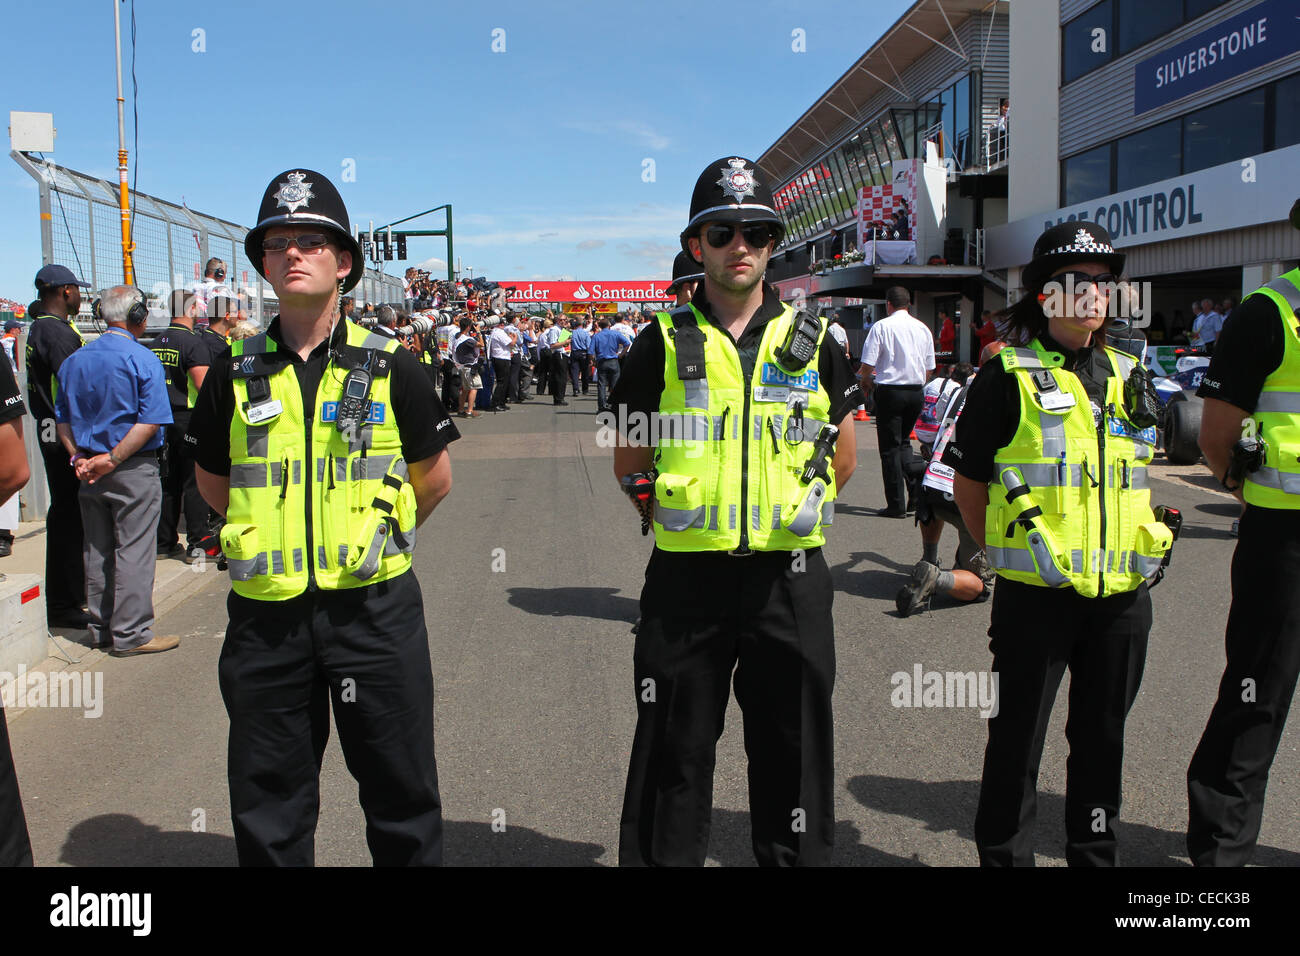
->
[9, 390, 1297, 866]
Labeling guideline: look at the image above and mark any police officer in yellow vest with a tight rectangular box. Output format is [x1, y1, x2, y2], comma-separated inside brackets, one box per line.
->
[1186, 198, 1300, 866]
[187, 169, 460, 866]
[948, 221, 1173, 866]
[611, 157, 861, 866]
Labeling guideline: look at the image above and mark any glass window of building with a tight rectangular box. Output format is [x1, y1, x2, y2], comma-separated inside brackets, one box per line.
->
[1062, 143, 1112, 206]
[1117, 0, 1182, 54]
[1274, 73, 1300, 151]
[1184, 0, 1229, 21]
[1183, 87, 1266, 174]
[843, 137, 869, 190]
[1116, 119, 1181, 191]
[894, 109, 917, 160]
[953, 75, 971, 168]
[1062, 0, 1113, 84]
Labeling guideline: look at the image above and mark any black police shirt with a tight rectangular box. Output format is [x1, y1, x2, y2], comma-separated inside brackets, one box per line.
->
[0, 357, 27, 427]
[149, 323, 212, 415]
[25, 313, 83, 443]
[197, 326, 231, 369]
[943, 330, 1114, 484]
[1195, 292, 1284, 412]
[609, 284, 863, 427]
[186, 317, 460, 477]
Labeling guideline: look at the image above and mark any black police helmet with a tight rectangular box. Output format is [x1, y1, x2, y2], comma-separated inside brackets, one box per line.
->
[679, 156, 784, 256]
[666, 250, 704, 294]
[1021, 220, 1125, 292]
[245, 169, 365, 293]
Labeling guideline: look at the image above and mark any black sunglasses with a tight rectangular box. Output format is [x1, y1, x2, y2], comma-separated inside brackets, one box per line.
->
[702, 222, 777, 249]
[1050, 270, 1119, 290]
[261, 234, 332, 253]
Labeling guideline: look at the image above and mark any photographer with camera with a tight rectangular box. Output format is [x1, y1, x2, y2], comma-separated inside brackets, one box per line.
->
[1186, 199, 1300, 867]
[453, 315, 485, 418]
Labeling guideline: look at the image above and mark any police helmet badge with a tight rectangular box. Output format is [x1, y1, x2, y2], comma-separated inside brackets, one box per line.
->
[717, 159, 757, 203]
[274, 171, 315, 214]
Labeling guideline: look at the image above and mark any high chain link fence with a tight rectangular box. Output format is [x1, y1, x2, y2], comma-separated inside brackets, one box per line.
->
[11, 151, 404, 326]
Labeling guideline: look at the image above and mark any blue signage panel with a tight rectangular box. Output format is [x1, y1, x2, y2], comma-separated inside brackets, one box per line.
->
[1134, 0, 1300, 115]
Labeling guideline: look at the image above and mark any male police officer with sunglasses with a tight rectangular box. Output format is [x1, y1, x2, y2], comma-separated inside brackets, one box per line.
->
[611, 157, 861, 866]
[187, 170, 459, 865]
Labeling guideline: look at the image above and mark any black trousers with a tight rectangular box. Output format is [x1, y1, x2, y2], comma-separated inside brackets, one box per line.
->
[1187, 506, 1300, 865]
[39, 441, 85, 614]
[873, 384, 924, 512]
[490, 357, 512, 408]
[508, 354, 524, 402]
[218, 570, 442, 866]
[0, 706, 33, 866]
[620, 548, 836, 867]
[535, 351, 551, 395]
[548, 352, 569, 400]
[158, 419, 210, 550]
[974, 579, 1150, 866]
[569, 351, 591, 394]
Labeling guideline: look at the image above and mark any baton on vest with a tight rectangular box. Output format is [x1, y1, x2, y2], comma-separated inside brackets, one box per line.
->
[346, 460, 413, 580]
[998, 466, 1071, 588]
[782, 424, 839, 537]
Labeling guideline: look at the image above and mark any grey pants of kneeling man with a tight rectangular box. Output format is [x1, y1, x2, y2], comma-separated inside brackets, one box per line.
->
[78, 456, 162, 651]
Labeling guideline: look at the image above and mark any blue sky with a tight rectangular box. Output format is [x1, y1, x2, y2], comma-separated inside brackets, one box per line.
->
[2, 0, 911, 300]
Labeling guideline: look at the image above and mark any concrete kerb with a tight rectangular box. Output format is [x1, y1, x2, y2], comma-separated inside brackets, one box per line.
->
[1, 520, 227, 723]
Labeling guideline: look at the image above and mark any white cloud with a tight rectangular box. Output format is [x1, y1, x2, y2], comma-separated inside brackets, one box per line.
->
[562, 120, 671, 151]
[414, 257, 447, 273]
[576, 239, 605, 251]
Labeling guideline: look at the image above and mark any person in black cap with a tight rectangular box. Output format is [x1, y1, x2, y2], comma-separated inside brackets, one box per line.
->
[666, 250, 703, 308]
[1185, 197, 1300, 866]
[187, 169, 460, 866]
[945, 220, 1174, 865]
[26, 264, 91, 627]
[611, 156, 862, 866]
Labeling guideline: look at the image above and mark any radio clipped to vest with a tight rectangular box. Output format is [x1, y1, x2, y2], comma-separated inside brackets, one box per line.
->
[774, 310, 822, 373]
[335, 353, 376, 436]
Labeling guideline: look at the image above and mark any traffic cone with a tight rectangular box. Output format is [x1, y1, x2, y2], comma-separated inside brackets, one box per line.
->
[854, 409, 869, 421]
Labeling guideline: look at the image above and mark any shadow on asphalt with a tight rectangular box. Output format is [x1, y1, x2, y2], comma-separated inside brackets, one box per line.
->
[831, 550, 917, 602]
[60, 813, 237, 866]
[845, 775, 1300, 867]
[506, 586, 638, 625]
[442, 821, 606, 866]
[1177, 523, 1236, 540]
[705, 808, 924, 866]
[1193, 501, 1241, 517]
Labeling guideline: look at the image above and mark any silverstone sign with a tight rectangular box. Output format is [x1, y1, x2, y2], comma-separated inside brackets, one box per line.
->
[501, 280, 671, 303]
[985, 142, 1300, 272]
[1134, 0, 1299, 114]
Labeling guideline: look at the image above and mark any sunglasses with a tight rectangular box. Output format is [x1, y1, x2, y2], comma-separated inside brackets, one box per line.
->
[262, 234, 332, 253]
[213, 269, 226, 279]
[1050, 271, 1119, 291]
[702, 222, 777, 249]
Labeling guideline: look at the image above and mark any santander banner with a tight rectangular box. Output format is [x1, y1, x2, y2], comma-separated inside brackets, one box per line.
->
[500, 280, 672, 303]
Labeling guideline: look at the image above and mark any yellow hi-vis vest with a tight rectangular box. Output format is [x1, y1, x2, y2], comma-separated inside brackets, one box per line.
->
[221, 320, 418, 600]
[984, 339, 1171, 597]
[1241, 269, 1300, 508]
[650, 303, 836, 552]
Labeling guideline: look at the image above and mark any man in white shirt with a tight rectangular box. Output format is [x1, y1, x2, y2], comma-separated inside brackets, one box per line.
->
[1193, 297, 1223, 353]
[858, 286, 935, 517]
[487, 319, 517, 411]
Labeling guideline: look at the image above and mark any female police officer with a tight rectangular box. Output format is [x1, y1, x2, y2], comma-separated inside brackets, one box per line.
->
[946, 221, 1172, 866]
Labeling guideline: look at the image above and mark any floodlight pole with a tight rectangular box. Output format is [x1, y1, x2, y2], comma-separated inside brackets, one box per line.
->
[113, 0, 134, 285]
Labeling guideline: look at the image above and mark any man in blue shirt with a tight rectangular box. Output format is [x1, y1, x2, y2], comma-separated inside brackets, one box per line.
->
[591, 317, 632, 414]
[568, 318, 593, 397]
[55, 286, 178, 657]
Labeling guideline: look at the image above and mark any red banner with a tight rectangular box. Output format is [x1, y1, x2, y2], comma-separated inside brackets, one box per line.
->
[500, 280, 672, 303]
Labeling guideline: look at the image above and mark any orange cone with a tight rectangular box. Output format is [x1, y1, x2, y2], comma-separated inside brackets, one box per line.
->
[854, 410, 869, 421]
